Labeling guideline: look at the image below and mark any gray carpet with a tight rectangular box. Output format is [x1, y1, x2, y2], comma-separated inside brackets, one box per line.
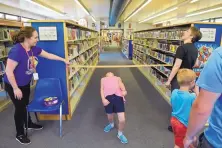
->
[0, 49, 173, 148]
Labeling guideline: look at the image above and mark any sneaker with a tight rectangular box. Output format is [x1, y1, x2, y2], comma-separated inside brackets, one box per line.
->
[168, 125, 173, 132]
[16, 135, 31, 145]
[117, 134, 128, 144]
[26, 123, 43, 130]
[104, 124, 114, 132]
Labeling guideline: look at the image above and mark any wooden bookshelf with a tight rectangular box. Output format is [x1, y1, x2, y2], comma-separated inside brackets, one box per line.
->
[30, 20, 99, 120]
[133, 22, 222, 103]
[0, 19, 24, 112]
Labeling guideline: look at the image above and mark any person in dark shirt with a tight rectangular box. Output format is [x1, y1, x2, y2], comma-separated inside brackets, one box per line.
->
[165, 26, 202, 132]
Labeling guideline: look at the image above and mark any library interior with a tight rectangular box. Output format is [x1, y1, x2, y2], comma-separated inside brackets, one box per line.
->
[0, 0, 222, 148]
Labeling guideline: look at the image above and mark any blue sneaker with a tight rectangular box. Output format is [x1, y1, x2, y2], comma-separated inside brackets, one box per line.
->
[117, 134, 128, 144]
[104, 124, 114, 132]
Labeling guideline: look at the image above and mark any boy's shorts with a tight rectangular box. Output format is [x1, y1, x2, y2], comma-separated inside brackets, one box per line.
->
[171, 117, 187, 148]
[105, 94, 125, 114]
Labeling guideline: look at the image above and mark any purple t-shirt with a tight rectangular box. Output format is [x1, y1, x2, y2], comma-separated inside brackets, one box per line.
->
[4, 43, 42, 86]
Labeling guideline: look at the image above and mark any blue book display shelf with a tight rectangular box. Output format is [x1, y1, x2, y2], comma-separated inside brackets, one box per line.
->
[122, 39, 133, 60]
[30, 20, 99, 120]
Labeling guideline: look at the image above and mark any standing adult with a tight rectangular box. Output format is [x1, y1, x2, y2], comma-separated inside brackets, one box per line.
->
[4, 26, 69, 145]
[165, 26, 202, 132]
[184, 46, 222, 148]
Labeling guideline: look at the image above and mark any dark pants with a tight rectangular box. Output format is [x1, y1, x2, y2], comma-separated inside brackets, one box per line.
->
[5, 83, 32, 136]
[171, 77, 179, 93]
[198, 133, 213, 148]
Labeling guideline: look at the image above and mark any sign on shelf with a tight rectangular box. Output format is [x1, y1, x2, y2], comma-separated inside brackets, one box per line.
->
[39, 27, 57, 41]
[199, 28, 216, 42]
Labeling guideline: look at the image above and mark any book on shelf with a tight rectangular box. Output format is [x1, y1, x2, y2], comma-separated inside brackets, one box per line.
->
[67, 28, 98, 40]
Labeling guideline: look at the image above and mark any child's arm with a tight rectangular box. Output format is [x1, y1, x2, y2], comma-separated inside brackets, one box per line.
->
[100, 78, 109, 106]
[118, 77, 127, 96]
[100, 78, 106, 100]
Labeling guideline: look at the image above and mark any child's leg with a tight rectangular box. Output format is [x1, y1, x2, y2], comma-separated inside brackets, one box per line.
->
[104, 114, 115, 133]
[117, 112, 125, 133]
[107, 113, 114, 124]
[174, 145, 180, 148]
[117, 112, 128, 144]
[104, 96, 114, 133]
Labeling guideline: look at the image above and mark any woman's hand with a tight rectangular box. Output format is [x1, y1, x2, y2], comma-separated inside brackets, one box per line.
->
[13, 88, 23, 100]
[183, 136, 197, 148]
[63, 59, 70, 65]
[102, 99, 110, 106]
[165, 81, 171, 88]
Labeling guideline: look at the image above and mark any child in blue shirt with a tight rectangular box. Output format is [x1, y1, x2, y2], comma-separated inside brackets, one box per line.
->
[170, 69, 197, 148]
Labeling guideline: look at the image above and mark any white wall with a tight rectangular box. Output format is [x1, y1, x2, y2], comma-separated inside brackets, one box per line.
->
[123, 22, 153, 39]
[0, 3, 48, 20]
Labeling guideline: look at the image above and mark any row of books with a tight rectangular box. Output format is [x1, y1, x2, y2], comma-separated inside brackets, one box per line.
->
[0, 43, 12, 58]
[68, 40, 98, 59]
[67, 28, 98, 40]
[68, 53, 98, 93]
[0, 28, 20, 41]
[157, 43, 179, 54]
[146, 58, 171, 77]
[68, 46, 98, 77]
[134, 58, 169, 87]
[148, 50, 174, 65]
[134, 44, 174, 65]
[134, 28, 187, 40]
[134, 39, 179, 54]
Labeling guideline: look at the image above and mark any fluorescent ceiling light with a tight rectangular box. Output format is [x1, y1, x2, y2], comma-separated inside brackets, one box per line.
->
[190, 0, 199, 3]
[186, 7, 222, 17]
[6, 14, 19, 20]
[91, 16, 96, 22]
[124, 0, 152, 22]
[139, 7, 178, 23]
[153, 18, 176, 25]
[24, 0, 64, 16]
[74, 0, 89, 15]
[74, 0, 96, 22]
[0, 13, 4, 19]
[21, 17, 31, 22]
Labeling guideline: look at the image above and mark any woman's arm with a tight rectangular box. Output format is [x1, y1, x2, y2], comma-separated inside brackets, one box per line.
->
[118, 77, 127, 96]
[5, 59, 23, 99]
[39, 50, 69, 64]
[5, 59, 19, 89]
[166, 58, 182, 84]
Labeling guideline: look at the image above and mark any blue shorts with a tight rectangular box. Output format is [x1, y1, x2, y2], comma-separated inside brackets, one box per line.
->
[105, 94, 125, 114]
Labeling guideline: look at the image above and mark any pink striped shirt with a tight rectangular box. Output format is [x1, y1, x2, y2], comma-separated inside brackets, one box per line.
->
[102, 76, 122, 97]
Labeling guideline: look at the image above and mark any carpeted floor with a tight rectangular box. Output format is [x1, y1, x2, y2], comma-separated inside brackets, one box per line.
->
[0, 48, 173, 148]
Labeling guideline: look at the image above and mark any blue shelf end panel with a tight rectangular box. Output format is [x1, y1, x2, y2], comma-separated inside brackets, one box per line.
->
[31, 22, 68, 115]
[129, 40, 133, 60]
[193, 23, 222, 76]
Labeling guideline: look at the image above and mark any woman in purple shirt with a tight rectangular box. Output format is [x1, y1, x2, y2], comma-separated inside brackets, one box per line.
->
[4, 26, 69, 145]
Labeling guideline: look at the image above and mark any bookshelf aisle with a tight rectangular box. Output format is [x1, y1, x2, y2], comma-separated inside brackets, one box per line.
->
[122, 38, 133, 59]
[30, 20, 99, 120]
[0, 19, 24, 112]
[133, 22, 222, 103]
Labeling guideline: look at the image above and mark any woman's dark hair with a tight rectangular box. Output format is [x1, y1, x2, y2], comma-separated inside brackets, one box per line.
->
[190, 26, 202, 43]
[12, 26, 36, 44]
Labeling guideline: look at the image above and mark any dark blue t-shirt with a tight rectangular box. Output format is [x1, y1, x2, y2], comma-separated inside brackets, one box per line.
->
[4, 43, 42, 86]
[196, 47, 222, 148]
